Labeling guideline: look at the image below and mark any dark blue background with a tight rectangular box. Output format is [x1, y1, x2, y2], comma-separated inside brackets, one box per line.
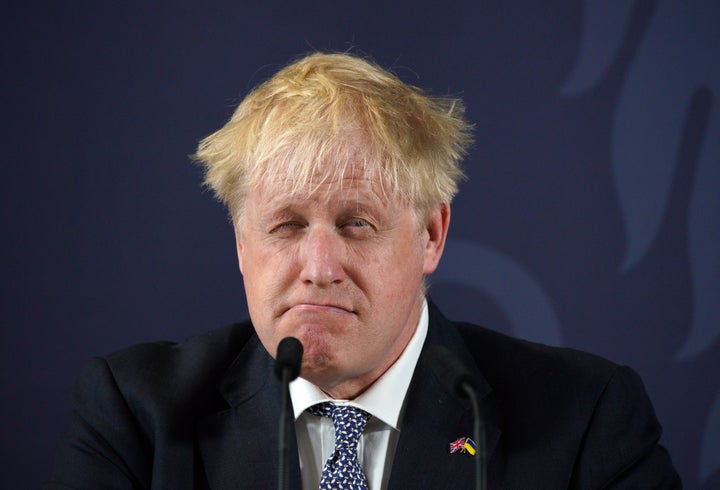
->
[2, 1, 718, 488]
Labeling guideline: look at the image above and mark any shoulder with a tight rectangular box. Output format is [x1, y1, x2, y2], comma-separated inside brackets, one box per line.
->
[50, 322, 259, 487]
[103, 320, 256, 383]
[427, 302, 624, 422]
[427, 300, 618, 387]
[75, 321, 257, 427]
[454, 320, 619, 396]
[452, 320, 636, 431]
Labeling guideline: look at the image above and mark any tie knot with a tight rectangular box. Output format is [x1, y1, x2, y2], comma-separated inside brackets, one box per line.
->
[308, 402, 370, 446]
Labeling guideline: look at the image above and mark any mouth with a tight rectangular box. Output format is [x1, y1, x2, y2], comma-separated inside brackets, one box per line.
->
[284, 302, 356, 316]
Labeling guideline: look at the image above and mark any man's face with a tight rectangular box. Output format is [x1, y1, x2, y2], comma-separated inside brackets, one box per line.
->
[235, 170, 449, 399]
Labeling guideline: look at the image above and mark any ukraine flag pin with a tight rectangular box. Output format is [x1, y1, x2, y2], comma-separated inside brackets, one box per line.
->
[449, 437, 477, 456]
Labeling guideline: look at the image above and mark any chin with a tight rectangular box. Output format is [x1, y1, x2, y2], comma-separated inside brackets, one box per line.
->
[300, 347, 334, 372]
[294, 326, 336, 357]
[300, 342, 346, 375]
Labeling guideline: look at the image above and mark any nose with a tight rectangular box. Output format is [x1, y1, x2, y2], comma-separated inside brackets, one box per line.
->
[299, 226, 347, 287]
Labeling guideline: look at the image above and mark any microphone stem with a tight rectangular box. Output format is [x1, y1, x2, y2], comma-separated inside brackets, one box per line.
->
[462, 381, 486, 490]
[278, 368, 292, 490]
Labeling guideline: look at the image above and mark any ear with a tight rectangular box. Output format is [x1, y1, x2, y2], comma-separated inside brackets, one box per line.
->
[422, 202, 451, 275]
[234, 226, 245, 274]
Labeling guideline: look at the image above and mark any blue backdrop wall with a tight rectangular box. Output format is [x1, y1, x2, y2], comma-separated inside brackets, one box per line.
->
[2, 1, 718, 488]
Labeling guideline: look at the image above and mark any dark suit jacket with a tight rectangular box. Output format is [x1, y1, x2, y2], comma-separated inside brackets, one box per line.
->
[47, 302, 680, 489]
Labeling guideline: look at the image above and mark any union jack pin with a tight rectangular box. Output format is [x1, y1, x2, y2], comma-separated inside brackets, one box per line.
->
[449, 436, 477, 456]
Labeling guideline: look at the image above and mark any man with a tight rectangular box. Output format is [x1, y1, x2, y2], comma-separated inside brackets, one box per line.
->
[48, 52, 680, 488]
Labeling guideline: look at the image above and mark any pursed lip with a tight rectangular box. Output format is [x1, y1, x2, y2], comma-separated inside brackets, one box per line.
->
[283, 302, 356, 316]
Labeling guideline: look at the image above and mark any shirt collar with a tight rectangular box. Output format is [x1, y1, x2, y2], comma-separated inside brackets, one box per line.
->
[289, 299, 429, 430]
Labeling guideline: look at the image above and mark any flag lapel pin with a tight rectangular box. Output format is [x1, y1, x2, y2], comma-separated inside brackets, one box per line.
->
[449, 436, 477, 456]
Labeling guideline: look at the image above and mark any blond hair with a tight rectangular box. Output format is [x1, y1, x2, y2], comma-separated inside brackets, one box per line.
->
[194, 52, 473, 224]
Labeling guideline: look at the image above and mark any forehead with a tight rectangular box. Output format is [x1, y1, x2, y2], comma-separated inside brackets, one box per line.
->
[250, 168, 393, 211]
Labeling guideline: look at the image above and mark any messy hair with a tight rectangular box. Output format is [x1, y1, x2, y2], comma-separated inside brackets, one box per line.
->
[194, 52, 473, 224]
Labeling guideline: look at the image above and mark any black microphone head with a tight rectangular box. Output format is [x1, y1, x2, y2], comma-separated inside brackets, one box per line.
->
[423, 344, 475, 398]
[274, 337, 304, 381]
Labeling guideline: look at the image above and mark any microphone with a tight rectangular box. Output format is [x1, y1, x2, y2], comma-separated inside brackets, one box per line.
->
[424, 345, 487, 490]
[274, 337, 303, 490]
[275, 336, 303, 381]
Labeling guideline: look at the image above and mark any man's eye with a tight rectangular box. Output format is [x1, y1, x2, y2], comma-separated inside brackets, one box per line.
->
[340, 219, 375, 235]
[270, 222, 303, 234]
[347, 219, 371, 228]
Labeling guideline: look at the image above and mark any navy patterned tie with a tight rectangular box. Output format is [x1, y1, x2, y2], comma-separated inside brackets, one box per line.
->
[308, 402, 370, 490]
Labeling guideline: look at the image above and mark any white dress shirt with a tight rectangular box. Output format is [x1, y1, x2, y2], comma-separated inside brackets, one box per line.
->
[289, 300, 429, 490]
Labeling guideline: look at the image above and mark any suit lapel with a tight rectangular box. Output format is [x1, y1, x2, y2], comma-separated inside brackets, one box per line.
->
[388, 302, 501, 488]
[196, 335, 302, 490]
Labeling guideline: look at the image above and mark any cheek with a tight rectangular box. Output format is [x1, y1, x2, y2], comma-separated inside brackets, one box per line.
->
[241, 257, 275, 321]
[388, 241, 425, 281]
[242, 242, 293, 285]
[242, 250, 297, 327]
